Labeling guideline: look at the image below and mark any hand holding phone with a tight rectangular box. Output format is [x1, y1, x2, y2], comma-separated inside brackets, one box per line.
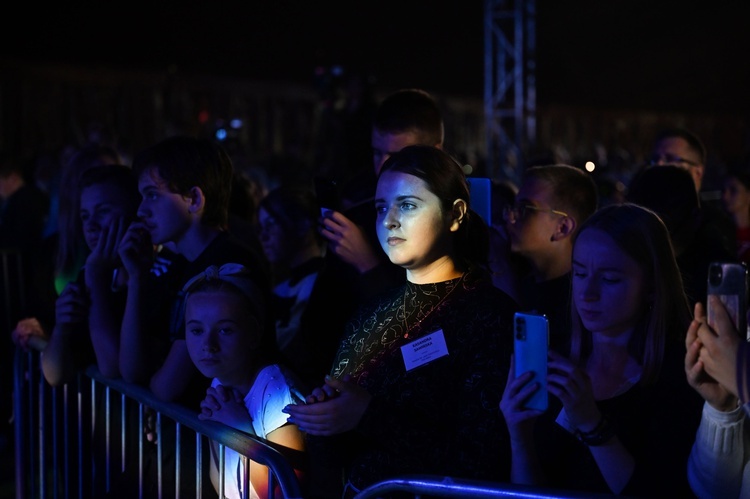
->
[707, 261, 749, 340]
[514, 312, 549, 411]
[314, 176, 342, 216]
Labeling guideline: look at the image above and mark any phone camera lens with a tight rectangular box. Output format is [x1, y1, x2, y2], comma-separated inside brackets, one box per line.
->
[709, 265, 723, 286]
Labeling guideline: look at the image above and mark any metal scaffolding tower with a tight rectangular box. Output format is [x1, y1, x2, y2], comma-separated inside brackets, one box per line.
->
[484, 0, 536, 183]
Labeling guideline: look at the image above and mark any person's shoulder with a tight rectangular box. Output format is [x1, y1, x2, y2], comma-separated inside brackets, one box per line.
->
[200, 231, 267, 267]
[462, 268, 519, 313]
[350, 280, 407, 319]
[209, 230, 251, 252]
[254, 364, 306, 399]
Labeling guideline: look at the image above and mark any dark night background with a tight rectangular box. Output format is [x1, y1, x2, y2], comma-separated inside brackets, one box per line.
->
[1, 3, 749, 496]
[2, 1, 749, 113]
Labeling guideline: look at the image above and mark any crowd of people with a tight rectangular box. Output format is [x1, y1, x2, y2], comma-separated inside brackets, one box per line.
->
[3, 87, 750, 498]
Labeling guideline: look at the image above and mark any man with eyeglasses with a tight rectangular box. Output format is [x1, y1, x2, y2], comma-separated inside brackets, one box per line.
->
[648, 128, 706, 192]
[648, 127, 736, 257]
[504, 164, 598, 354]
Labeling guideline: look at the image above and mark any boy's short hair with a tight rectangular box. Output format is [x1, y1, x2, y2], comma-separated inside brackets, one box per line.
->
[373, 88, 444, 146]
[524, 164, 599, 230]
[132, 136, 234, 228]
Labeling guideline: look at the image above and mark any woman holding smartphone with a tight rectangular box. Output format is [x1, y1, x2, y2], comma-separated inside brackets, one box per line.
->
[501, 203, 704, 497]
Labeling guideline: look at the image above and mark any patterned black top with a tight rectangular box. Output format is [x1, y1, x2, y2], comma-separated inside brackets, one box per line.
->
[329, 266, 518, 490]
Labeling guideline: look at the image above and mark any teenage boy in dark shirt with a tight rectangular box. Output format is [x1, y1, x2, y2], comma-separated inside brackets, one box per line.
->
[118, 135, 270, 405]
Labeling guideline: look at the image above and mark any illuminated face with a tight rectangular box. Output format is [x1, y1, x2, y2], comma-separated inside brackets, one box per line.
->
[136, 169, 193, 246]
[375, 171, 454, 274]
[722, 176, 750, 217]
[80, 183, 135, 251]
[505, 178, 567, 262]
[371, 130, 421, 176]
[185, 290, 260, 387]
[650, 137, 703, 191]
[572, 228, 647, 338]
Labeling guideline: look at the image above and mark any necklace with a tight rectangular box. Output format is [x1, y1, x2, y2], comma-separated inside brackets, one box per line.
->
[402, 273, 466, 339]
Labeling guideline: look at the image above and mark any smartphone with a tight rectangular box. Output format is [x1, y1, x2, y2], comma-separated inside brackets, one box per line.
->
[313, 176, 342, 216]
[513, 312, 549, 411]
[707, 261, 749, 340]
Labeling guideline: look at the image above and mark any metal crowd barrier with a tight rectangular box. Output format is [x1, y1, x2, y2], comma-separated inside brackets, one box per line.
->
[14, 341, 625, 499]
[13, 341, 305, 499]
[352, 475, 621, 498]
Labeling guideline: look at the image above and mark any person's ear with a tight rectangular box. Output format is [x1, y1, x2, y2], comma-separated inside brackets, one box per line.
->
[693, 165, 705, 189]
[187, 186, 205, 214]
[449, 199, 468, 232]
[551, 215, 576, 242]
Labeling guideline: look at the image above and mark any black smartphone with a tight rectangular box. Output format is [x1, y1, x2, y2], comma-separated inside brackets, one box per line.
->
[707, 261, 749, 340]
[313, 176, 342, 215]
[513, 311, 549, 411]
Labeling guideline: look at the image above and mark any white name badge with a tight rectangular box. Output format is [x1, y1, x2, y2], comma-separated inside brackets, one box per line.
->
[401, 329, 449, 371]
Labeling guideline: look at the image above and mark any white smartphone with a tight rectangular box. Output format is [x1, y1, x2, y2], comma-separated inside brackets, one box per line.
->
[513, 312, 549, 411]
[707, 261, 749, 340]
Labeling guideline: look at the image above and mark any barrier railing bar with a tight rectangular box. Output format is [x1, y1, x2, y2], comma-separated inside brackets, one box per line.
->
[175, 421, 181, 498]
[218, 443, 226, 498]
[353, 475, 622, 499]
[37, 365, 45, 497]
[195, 432, 202, 499]
[138, 403, 144, 499]
[156, 411, 162, 499]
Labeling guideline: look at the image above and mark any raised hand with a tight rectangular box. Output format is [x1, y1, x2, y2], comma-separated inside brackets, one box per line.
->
[500, 355, 544, 440]
[686, 299, 740, 410]
[117, 221, 154, 278]
[55, 282, 89, 330]
[85, 215, 127, 291]
[198, 385, 251, 430]
[11, 317, 48, 351]
[319, 211, 380, 273]
[546, 350, 601, 431]
[303, 378, 341, 404]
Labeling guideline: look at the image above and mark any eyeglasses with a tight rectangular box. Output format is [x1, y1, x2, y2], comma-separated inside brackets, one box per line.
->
[648, 153, 699, 167]
[502, 203, 568, 222]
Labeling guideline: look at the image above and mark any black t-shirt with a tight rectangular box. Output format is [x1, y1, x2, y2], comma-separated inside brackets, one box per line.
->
[141, 231, 272, 408]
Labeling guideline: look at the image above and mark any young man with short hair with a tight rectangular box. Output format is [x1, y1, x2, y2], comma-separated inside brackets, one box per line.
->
[118, 135, 270, 405]
[505, 164, 598, 353]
